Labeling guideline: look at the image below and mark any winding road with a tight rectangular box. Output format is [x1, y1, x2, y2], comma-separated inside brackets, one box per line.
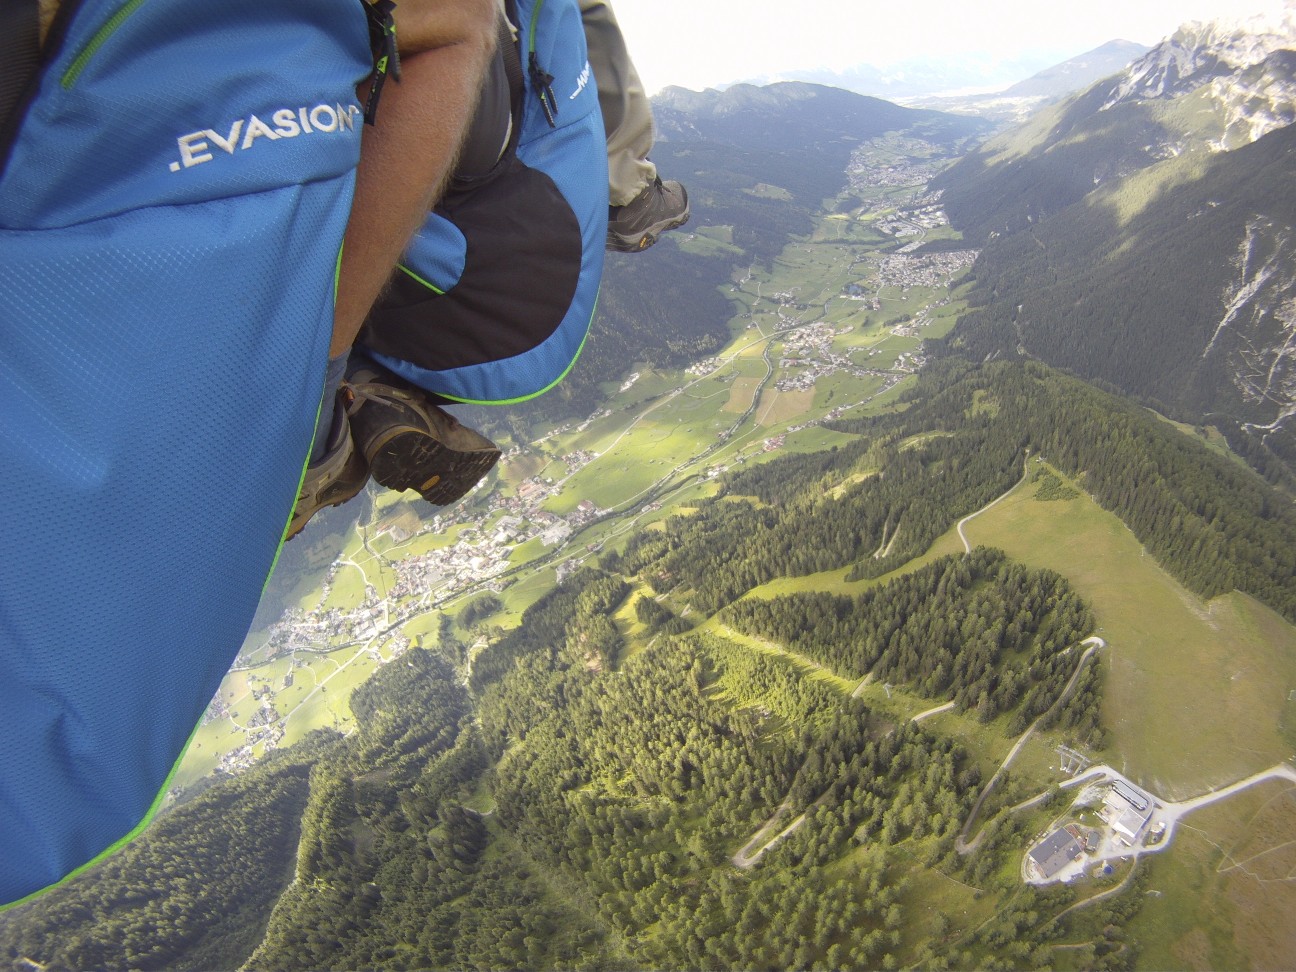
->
[733, 688, 972, 868]
[957, 455, 1032, 554]
[956, 637, 1104, 854]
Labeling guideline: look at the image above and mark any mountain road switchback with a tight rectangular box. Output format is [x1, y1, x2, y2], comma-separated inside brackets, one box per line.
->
[956, 637, 1104, 854]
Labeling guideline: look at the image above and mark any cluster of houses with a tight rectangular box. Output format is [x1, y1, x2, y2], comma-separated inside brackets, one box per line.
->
[876, 249, 979, 292]
[1026, 779, 1160, 883]
[387, 536, 511, 602]
[775, 323, 859, 392]
[255, 594, 389, 659]
[846, 141, 948, 192]
[686, 357, 723, 377]
[563, 450, 597, 474]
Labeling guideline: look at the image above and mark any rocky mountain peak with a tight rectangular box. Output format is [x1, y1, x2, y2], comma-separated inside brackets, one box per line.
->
[1101, 10, 1296, 134]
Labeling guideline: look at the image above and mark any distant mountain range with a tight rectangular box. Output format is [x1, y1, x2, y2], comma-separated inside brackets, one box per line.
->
[650, 81, 987, 163]
[731, 42, 1151, 125]
[933, 13, 1296, 484]
[739, 51, 1063, 101]
[907, 40, 1151, 122]
[999, 41, 1151, 99]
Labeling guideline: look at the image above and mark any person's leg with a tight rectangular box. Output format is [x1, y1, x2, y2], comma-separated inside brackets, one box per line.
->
[578, 0, 655, 206]
[579, 0, 689, 251]
[331, 0, 500, 355]
[293, 0, 499, 536]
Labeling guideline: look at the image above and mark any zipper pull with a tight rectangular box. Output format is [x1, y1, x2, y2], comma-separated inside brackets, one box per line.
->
[528, 51, 557, 127]
[363, 0, 402, 126]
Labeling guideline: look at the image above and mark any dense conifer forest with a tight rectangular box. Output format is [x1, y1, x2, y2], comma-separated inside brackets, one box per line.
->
[4, 353, 1292, 969]
[723, 549, 1099, 738]
[935, 118, 1296, 483]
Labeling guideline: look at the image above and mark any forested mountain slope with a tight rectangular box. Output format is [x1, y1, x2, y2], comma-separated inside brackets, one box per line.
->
[0, 740, 326, 971]
[5, 359, 1291, 970]
[942, 121, 1296, 485]
[930, 18, 1296, 484]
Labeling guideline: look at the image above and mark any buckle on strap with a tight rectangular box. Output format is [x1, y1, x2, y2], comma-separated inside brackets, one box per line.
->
[362, 0, 400, 126]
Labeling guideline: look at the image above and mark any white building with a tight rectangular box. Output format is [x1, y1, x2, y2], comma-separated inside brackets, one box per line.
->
[1102, 780, 1153, 846]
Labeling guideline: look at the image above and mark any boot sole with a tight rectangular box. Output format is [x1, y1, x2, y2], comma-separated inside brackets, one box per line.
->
[366, 426, 501, 505]
[286, 476, 366, 541]
[607, 211, 690, 252]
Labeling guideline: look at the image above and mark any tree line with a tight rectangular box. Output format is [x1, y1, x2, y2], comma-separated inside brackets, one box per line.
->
[722, 549, 1099, 738]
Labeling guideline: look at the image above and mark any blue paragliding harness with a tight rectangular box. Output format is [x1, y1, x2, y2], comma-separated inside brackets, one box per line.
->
[0, 0, 605, 911]
[0, 0, 369, 909]
[359, 0, 608, 405]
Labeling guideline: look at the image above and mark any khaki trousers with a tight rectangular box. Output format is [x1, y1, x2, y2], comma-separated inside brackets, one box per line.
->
[579, 0, 657, 205]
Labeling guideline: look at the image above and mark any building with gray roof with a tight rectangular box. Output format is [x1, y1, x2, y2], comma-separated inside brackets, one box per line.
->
[1028, 827, 1084, 881]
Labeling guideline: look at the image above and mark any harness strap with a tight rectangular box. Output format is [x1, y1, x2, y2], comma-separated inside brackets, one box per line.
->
[0, 0, 43, 172]
[498, 7, 524, 112]
[362, 0, 399, 125]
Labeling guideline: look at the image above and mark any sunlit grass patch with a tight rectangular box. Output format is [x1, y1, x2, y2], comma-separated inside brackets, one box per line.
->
[890, 850, 999, 962]
[725, 375, 762, 414]
[959, 463, 1296, 799]
[755, 387, 814, 426]
[678, 232, 744, 258]
[496, 566, 557, 626]
[1129, 779, 1296, 972]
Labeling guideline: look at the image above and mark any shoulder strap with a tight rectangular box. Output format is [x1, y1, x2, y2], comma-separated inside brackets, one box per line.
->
[498, 5, 524, 114]
[0, 0, 43, 162]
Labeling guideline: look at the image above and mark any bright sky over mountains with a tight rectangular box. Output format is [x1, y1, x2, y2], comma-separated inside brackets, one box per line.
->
[613, 0, 1295, 94]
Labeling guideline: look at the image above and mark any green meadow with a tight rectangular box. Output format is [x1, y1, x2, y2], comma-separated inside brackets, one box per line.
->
[958, 463, 1296, 799]
[1127, 778, 1296, 971]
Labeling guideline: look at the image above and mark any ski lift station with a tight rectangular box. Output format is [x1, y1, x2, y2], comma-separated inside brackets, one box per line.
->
[1100, 780, 1154, 846]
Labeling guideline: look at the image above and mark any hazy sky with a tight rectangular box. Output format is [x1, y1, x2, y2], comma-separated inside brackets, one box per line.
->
[611, 0, 1295, 94]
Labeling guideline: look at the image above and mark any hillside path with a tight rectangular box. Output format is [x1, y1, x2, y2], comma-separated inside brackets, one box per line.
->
[956, 638, 1102, 854]
[957, 456, 1032, 554]
[732, 691, 963, 869]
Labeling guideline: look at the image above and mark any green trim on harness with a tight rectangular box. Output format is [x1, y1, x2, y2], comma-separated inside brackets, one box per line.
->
[62, 0, 150, 88]
[0, 719, 203, 914]
[396, 261, 447, 295]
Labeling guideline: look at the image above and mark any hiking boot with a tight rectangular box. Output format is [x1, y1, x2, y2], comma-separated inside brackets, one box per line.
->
[346, 370, 501, 506]
[287, 403, 370, 540]
[606, 176, 690, 252]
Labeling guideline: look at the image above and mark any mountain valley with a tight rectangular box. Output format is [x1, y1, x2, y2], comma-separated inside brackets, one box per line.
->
[4, 22, 1296, 972]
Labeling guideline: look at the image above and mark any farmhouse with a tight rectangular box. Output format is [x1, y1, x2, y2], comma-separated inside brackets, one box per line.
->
[1028, 827, 1084, 881]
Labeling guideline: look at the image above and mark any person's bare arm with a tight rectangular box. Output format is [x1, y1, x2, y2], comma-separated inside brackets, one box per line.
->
[331, 0, 498, 356]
